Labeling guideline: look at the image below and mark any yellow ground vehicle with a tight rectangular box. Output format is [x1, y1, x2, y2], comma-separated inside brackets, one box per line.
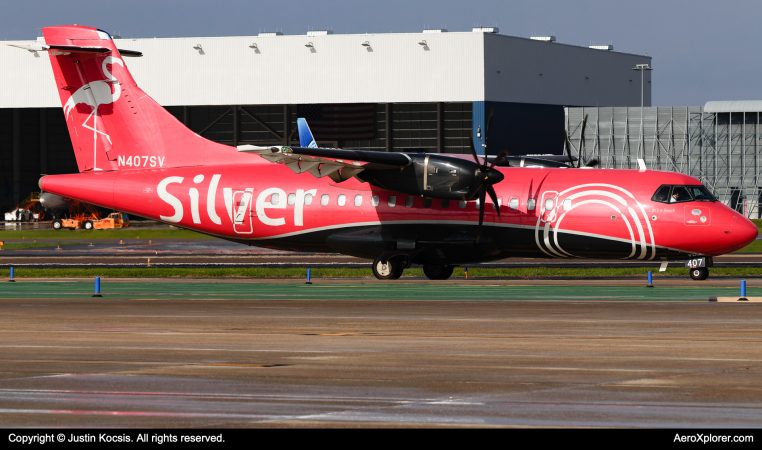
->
[90, 212, 130, 229]
[53, 212, 129, 230]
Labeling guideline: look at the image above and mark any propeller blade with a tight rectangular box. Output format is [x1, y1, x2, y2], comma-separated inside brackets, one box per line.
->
[484, 108, 495, 163]
[478, 187, 486, 229]
[577, 114, 588, 169]
[486, 185, 501, 222]
[490, 150, 510, 169]
[585, 158, 600, 168]
[468, 130, 480, 166]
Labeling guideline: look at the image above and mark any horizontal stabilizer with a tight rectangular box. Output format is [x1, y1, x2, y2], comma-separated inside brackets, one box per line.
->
[7, 44, 142, 57]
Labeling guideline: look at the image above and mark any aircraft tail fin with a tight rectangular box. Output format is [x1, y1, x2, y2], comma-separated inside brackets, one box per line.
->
[297, 118, 318, 148]
[41, 25, 236, 172]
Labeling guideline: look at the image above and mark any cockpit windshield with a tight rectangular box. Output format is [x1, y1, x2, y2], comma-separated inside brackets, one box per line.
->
[651, 185, 716, 203]
[686, 185, 716, 201]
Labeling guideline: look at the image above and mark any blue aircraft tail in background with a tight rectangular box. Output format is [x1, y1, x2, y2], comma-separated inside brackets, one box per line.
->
[297, 118, 318, 148]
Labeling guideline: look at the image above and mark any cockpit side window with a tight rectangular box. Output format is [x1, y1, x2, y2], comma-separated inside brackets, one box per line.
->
[652, 185, 671, 203]
[669, 186, 693, 203]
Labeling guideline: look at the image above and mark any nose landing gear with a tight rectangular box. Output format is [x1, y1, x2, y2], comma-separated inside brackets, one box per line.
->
[690, 267, 709, 280]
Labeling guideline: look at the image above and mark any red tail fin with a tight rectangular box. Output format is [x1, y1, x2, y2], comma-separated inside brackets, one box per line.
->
[43, 25, 235, 172]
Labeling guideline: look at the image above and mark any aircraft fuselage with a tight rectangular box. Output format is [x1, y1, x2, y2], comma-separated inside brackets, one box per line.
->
[40, 162, 758, 265]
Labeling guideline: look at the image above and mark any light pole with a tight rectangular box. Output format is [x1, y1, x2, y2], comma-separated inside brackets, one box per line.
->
[631, 63, 652, 163]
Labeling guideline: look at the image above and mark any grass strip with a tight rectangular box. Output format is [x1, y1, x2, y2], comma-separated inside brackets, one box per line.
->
[0, 228, 205, 240]
[3, 266, 762, 279]
[733, 239, 762, 253]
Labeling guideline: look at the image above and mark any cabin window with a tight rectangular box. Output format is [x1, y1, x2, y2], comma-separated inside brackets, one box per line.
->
[321, 194, 329, 206]
[458, 200, 467, 209]
[338, 194, 346, 206]
[371, 195, 379, 207]
[562, 199, 571, 210]
[424, 198, 432, 208]
[544, 198, 554, 211]
[304, 193, 313, 205]
[405, 196, 414, 208]
[354, 195, 363, 206]
[287, 193, 296, 205]
[509, 198, 519, 210]
[270, 193, 279, 205]
[441, 199, 450, 208]
[527, 199, 536, 210]
[388, 195, 397, 207]
[493, 197, 502, 209]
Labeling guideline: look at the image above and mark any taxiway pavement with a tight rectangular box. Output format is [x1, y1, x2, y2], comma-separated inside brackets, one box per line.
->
[0, 280, 760, 427]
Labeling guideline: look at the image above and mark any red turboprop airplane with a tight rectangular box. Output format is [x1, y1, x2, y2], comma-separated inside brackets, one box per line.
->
[21, 25, 758, 280]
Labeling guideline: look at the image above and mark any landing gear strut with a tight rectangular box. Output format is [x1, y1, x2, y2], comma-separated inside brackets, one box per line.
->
[423, 264, 454, 280]
[690, 267, 709, 280]
[372, 255, 405, 280]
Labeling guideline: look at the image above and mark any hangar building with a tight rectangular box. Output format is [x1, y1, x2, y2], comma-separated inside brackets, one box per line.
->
[0, 27, 650, 209]
[566, 102, 762, 218]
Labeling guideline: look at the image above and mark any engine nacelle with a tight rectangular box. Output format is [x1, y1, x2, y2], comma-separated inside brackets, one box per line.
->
[358, 154, 481, 200]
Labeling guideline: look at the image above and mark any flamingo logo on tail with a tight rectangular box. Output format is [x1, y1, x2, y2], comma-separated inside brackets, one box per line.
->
[63, 56, 124, 171]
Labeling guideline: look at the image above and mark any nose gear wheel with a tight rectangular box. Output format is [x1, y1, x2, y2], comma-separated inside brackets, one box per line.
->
[690, 267, 709, 280]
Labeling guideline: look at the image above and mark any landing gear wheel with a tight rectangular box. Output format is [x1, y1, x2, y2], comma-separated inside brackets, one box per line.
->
[423, 264, 454, 280]
[83, 220, 94, 230]
[52, 219, 62, 230]
[372, 256, 404, 280]
[690, 267, 709, 280]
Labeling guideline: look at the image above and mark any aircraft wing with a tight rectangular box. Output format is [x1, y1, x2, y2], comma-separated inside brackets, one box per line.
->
[237, 145, 410, 182]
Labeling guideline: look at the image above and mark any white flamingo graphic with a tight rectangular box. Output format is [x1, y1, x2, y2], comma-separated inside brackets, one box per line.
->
[64, 56, 124, 171]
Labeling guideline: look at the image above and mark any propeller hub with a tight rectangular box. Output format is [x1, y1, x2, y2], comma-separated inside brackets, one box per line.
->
[484, 168, 504, 185]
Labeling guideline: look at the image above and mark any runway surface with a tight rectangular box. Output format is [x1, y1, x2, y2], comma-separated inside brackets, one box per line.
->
[0, 279, 761, 427]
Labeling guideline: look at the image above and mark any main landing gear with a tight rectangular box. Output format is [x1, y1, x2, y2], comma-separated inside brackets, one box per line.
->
[423, 264, 454, 280]
[690, 267, 709, 280]
[371, 255, 456, 281]
[372, 256, 405, 280]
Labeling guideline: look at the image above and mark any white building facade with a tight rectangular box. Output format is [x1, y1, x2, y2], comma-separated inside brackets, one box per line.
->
[0, 28, 650, 207]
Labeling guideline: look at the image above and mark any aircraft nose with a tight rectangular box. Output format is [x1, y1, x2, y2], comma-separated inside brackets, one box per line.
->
[734, 216, 759, 250]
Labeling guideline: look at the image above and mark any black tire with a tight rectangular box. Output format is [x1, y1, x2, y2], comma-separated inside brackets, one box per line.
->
[83, 220, 93, 230]
[690, 267, 709, 280]
[423, 264, 454, 280]
[52, 219, 63, 230]
[372, 256, 404, 280]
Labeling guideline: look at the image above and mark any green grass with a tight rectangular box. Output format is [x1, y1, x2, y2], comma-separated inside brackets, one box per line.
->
[1, 241, 83, 250]
[3, 266, 762, 279]
[752, 219, 762, 232]
[0, 228, 205, 240]
[735, 240, 762, 252]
